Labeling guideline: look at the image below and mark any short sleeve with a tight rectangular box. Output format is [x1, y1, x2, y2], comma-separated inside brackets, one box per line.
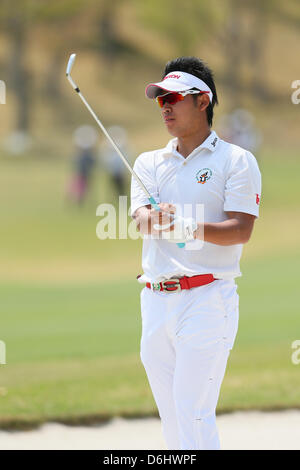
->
[224, 150, 262, 217]
[130, 152, 160, 217]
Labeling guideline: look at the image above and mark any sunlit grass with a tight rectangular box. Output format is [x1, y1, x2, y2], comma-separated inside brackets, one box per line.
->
[0, 151, 299, 426]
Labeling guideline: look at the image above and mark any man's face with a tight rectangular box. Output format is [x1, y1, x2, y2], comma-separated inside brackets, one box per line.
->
[159, 93, 209, 138]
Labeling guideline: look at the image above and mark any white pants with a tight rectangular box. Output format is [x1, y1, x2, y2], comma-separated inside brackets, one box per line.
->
[140, 279, 239, 450]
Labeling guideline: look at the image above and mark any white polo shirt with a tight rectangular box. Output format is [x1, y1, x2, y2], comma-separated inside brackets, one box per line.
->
[130, 130, 261, 283]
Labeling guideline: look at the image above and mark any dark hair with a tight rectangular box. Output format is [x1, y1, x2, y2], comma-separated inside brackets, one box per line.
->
[163, 57, 218, 127]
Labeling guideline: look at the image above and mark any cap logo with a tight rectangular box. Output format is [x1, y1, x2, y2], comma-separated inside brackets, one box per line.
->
[164, 74, 181, 80]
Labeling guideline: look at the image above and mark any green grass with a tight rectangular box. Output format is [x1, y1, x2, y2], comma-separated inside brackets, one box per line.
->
[1, 253, 300, 428]
[0, 151, 299, 427]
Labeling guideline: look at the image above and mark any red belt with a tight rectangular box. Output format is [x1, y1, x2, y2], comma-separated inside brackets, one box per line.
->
[145, 274, 217, 293]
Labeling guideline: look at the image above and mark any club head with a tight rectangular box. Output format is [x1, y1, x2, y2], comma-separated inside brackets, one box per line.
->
[66, 53, 76, 76]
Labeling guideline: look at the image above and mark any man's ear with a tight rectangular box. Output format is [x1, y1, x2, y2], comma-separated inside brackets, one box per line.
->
[197, 93, 210, 112]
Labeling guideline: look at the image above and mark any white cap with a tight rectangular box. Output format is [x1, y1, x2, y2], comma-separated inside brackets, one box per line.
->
[145, 71, 213, 102]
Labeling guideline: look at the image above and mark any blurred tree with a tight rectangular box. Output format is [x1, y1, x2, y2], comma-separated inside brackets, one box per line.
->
[245, 0, 273, 102]
[0, 1, 32, 132]
[1, 0, 299, 140]
[90, 0, 150, 67]
[97, 0, 123, 64]
[133, 0, 216, 57]
[270, 0, 300, 29]
[220, 0, 300, 107]
[0, 0, 88, 131]
[33, 0, 90, 101]
[221, 0, 244, 109]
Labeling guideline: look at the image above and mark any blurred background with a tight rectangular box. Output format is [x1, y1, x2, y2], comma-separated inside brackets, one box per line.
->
[0, 0, 300, 430]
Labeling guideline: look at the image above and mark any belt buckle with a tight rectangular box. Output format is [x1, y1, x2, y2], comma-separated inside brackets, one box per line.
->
[161, 278, 181, 293]
[152, 282, 161, 291]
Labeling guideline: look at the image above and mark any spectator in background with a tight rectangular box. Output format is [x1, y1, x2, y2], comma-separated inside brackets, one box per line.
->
[99, 125, 129, 201]
[218, 109, 262, 156]
[67, 125, 97, 205]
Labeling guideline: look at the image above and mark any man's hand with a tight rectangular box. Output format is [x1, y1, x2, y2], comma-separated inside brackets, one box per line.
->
[151, 205, 197, 243]
[133, 203, 176, 235]
[133, 203, 197, 242]
[156, 215, 197, 243]
[150, 203, 177, 233]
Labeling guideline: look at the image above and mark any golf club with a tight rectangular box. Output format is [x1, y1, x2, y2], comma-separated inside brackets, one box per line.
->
[66, 53, 185, 248]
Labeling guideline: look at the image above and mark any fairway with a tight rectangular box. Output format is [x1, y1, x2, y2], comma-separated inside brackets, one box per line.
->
[0, 152, 299, 428]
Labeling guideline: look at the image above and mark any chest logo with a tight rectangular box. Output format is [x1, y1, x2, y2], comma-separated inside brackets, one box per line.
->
[196, 168, 212, 184]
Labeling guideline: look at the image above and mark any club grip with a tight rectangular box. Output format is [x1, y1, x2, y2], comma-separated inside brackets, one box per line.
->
[148, 197, 185, 248]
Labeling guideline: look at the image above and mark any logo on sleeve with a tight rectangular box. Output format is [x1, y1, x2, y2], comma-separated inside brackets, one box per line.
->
[196, 168, 212, 184]
[256, 194, 260, 205]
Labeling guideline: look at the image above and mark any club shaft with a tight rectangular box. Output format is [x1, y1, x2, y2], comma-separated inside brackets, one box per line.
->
[66, 56, 185, 247]
[72, 84, 157, 206]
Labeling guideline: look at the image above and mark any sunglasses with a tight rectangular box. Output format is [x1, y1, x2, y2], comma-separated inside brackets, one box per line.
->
[156, 90, 208, 108]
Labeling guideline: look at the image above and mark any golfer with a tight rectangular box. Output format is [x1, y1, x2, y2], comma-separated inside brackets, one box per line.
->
[130, 57, 261, 450]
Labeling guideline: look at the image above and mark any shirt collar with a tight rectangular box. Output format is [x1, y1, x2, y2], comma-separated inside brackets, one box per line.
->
[164, 130, 219, 158]
[199, 130, 219, 152]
